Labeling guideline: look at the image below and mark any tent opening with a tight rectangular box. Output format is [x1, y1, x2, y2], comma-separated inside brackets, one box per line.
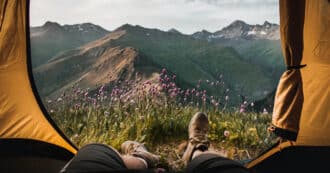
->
[29, 0, 285, 171]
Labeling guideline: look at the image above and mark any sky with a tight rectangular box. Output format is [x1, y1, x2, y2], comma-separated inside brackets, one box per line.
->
[30, 0, 279, 34]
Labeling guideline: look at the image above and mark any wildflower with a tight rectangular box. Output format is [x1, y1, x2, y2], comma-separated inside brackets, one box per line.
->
[251, 102, 254, 107]
[263, 108, 269, 114]
[239, 107, 245, 113]
[224, 130, 230, 137]
[50, 109, 54, 113]
[99, 85, 105, 93]
[161, 68, 167, 74]
[72, 134, 79, 139]
[170, 92, 177, 98]
[165, 76, 170, 82]
[47, 100, 52, 103]
[172, 75, 176, 80]
[211, 99, 216, 104]
[57, 98, 63, 102]
[172, 83, 177, 88]
[185, 89, 190, 96]
[144, 80, 151, 85]
[74, 103, 80, 110]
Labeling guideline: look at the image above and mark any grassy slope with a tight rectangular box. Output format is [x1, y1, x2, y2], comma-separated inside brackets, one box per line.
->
[110, 25, 274, 102]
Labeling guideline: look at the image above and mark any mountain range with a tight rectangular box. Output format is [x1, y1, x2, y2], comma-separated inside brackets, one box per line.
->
[31, 20, 284, 109]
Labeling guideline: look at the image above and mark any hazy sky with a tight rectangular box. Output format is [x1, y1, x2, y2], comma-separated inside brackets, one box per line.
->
[30, 0, 279, 34]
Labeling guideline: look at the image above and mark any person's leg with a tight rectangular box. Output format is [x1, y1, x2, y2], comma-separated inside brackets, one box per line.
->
[60, 143, 128, 173]
[60, 143, 157, 173]
[182, 112, 250, 173]
[186, 151, 250, 173]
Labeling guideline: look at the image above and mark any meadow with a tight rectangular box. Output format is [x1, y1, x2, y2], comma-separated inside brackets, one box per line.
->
[46, 69, 277, 172]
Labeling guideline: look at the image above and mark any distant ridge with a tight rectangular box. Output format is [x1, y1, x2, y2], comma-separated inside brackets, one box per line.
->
[192, 20, 280, 41]
[30, 21, 110, 67]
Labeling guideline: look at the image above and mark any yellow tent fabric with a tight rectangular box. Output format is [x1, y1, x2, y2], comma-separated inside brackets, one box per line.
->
[271, 0, 306, 140]
[272, 0, 330, 145]
[297, 0, 330, 145]
[247, 0, 330, 171]
[0, 0, 76, 154]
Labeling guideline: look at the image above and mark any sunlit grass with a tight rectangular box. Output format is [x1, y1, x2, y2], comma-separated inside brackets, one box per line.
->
[46, 69, 277, 172]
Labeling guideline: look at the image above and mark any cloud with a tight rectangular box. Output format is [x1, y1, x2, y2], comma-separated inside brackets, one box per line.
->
[30, 0, 279, 34]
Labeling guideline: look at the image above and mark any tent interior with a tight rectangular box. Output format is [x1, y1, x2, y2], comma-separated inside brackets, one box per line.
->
[0, 0, 329, 172]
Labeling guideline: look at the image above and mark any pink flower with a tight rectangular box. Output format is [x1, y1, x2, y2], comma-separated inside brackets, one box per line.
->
[161, 68, 167, 74]
[172, 75, 176, 80]
[239, 107, 245, 113]
[224, 130, 230, 137]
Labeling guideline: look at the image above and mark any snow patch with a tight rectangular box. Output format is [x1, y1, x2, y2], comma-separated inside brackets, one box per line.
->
[78, 25, 83, 31]
[260, 31, 267, 35]
[247, 30, 256, 35]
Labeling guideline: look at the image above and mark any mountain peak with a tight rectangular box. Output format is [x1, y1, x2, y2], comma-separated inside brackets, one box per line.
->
[228, 20, 248, 28]
[193, 20, 279, 41]
[116, 23, 136, 31]
[263, 21, 271, 26]
[168, 28, 181, 34]
[43, 21, 61, 28]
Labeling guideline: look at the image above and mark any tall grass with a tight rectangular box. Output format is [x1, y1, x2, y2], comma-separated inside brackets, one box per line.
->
[45, 69, 277, 171]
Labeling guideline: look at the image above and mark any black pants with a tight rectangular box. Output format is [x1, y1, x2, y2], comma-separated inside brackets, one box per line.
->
[60, 144, 250, 173]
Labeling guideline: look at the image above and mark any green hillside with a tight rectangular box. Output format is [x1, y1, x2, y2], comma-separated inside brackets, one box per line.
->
[34, 24, 276, 106]
[214, 39, 285, 82]
[110, 25, 275, 102]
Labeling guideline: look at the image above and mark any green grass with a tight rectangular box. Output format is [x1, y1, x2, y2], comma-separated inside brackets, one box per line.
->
[46, 78, 277, 172]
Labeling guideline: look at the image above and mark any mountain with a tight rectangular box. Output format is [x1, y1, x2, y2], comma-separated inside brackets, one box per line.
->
[168, 28, 182, 34]
[192, 20, 280, 41]
[30, 21, 110, 67]
[192, 20, 284, 79]
[33, 23, 277, 106]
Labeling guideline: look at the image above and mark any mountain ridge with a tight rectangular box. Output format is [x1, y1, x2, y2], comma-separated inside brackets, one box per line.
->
[30, 21, 110, 67]
[192, 20, 279, 41]
[32, 20, 283, 108]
